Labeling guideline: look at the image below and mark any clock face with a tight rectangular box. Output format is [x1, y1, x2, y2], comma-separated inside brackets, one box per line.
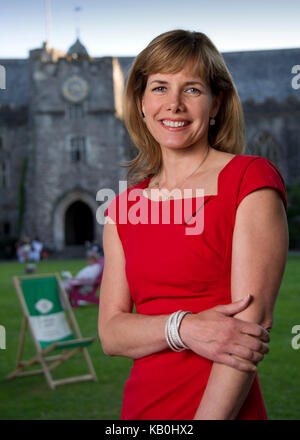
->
[62, 75, 88, 103]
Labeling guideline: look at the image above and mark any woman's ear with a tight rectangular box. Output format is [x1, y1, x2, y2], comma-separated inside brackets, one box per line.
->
[141, 99, 145, 118]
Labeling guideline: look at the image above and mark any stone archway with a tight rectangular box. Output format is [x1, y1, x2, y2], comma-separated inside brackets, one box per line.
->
[53, 190, 99, 251]
[65, 200, 93, 245]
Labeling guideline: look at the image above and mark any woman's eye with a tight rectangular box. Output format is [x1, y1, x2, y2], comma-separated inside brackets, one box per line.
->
[186, 87, 201, 95]
[152, 86, 166, 92]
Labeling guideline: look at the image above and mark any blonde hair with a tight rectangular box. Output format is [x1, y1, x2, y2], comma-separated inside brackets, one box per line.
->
[121, 29, 245, 187]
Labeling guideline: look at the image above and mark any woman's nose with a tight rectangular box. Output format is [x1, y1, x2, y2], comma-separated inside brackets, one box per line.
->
[166, 92, 184, 112]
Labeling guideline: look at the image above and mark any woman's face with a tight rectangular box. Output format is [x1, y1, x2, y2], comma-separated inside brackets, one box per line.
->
[141, 67, 221, 151]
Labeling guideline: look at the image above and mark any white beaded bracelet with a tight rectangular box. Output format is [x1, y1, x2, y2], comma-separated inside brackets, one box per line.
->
[165, 310, 192, 352]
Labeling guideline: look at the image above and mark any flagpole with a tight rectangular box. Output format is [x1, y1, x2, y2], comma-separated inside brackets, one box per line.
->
[45, 0, 52, 45]
[74, 6, 82, 40]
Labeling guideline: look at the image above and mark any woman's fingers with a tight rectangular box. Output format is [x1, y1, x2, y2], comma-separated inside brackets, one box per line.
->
[226, 343, 266, 364]
[236, 333, 270, 355]
[237, 319, 270, 343]
[210, 332, 269, 367]
[180, 308, 270, 371]
[214, 295, 251, 316]
[213, 299, 271, 343]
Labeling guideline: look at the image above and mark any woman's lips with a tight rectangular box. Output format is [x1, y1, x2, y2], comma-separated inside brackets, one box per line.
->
[159, 119, 191, 131]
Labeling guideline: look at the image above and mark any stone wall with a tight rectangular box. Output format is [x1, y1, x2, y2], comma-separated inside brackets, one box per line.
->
[1, 44, 300, 250]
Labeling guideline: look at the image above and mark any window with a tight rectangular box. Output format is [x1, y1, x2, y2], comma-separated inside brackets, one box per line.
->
[3, 222, 10, 236]
[68, 104, 84, 119]
[250, 131, 281, 164]
[0, 160, 9, 187]
[70, 137, 86, 162]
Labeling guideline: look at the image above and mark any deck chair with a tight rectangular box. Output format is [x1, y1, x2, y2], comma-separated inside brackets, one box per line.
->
[68, 257, 104, 308]
[6, 273, 98, 389]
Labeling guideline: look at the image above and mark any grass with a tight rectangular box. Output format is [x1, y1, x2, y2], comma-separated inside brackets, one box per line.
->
[0, 257, 299, 420]
[0, 259, 132, 420]
[258, 256, 300, 419]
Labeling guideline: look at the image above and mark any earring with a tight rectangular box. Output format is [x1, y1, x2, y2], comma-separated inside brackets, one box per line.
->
[209, 118, 215, 126]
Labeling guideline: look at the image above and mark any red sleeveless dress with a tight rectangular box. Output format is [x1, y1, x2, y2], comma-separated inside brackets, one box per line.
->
[104, 154, 288, 420]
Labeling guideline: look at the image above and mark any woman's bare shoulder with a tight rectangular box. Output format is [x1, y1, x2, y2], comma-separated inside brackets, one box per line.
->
[210, 149, 236, 166]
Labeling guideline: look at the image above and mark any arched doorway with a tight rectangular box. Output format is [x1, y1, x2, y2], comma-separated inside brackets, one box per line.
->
[65, 201, 94, 245]
[53, 190, 100, 251]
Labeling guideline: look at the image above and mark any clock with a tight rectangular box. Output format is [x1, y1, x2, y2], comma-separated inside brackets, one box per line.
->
[62, 75, 89, 103]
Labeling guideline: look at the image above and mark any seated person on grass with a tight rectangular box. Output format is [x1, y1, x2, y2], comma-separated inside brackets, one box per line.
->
[61, 251, 102, 295]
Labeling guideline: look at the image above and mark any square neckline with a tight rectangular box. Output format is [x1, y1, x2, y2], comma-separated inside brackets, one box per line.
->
[141, 154, 240, 202]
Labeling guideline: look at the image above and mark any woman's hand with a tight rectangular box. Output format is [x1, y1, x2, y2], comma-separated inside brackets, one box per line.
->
[179, 295, 270, 372]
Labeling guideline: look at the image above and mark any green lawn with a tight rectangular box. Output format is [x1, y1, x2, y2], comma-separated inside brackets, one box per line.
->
[0, 257, 299, 420]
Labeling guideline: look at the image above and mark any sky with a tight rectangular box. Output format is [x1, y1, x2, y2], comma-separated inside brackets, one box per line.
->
[0, 0, 299, 59]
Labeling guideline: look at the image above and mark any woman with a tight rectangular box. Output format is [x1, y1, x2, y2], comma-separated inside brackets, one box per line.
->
[98, 30, 289, 420]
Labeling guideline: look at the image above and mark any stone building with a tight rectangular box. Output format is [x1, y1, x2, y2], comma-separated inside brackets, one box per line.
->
[0, 40, 299, 254]
[0, 39, 132, 253]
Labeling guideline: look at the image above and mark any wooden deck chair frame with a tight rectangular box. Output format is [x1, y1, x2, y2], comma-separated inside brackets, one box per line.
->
[6, 273, 98, 390]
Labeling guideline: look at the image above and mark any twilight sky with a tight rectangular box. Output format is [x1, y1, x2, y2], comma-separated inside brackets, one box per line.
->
[0, 0, 299, 58]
